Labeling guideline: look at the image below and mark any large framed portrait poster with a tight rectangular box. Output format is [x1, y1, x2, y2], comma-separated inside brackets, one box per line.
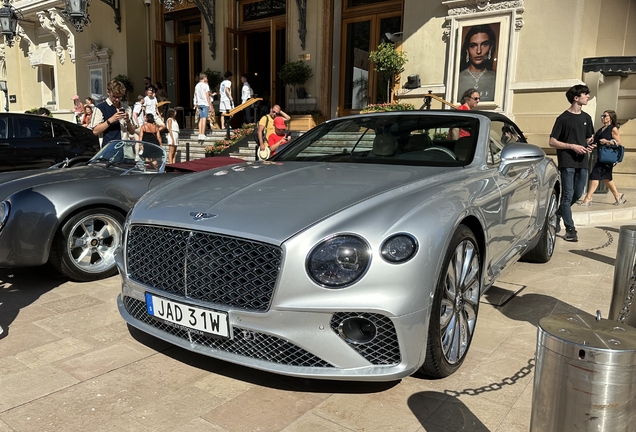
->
[90, 68, 104, 97]
[452, 15, 510, 108]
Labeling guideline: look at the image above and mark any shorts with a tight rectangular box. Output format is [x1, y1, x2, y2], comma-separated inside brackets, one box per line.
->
[220, 100, 233, 112]
[198, 105, 209, 119]
[154, 116, 165, 128]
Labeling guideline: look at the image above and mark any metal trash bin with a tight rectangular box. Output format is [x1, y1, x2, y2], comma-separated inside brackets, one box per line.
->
[609, 225, 636, 327]
[530, 313, 636, 431]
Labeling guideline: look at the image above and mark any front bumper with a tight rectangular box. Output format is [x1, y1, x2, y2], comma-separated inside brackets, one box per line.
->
[117, 271, 430, 381]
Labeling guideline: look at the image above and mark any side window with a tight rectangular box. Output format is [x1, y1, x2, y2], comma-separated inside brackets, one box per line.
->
[16, 118, 53, 139]
[488, 120, 521, 167]
[52, 122, 72, 139]
[0, 118, 7, 139]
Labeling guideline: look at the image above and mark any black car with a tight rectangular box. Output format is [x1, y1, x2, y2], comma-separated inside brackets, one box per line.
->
[0, 113, 100, 172]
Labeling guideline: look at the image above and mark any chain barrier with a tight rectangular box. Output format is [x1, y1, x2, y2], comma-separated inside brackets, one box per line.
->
[617, 263, 636, 324]
[444, 357, 535, 397]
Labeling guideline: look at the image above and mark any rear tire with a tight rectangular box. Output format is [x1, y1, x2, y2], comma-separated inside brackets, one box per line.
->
[522, 188, 558, 263]
[420, 225, 481, 378]
[50, 208, 124, 282]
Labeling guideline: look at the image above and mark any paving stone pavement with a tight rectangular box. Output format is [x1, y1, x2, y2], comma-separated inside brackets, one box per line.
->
[0, 222, 627, 432]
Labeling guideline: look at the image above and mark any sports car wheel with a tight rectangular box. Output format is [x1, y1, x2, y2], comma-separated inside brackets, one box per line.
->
[521, 188, 558, 263]
[50, 208, 124, 282]
[421, 225, 481, 378]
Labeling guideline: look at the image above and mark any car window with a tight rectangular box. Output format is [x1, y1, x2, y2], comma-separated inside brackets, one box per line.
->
[52, 121, 72, 139]
[276, 114, 479, 167]
[16, 117, 53, 139]
[488, 120, 522, 167]
[0, 118, 7, 139]
[66, 123, 90, 139]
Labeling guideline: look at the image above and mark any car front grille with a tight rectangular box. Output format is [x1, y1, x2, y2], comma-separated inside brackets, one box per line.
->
[123, 296, 333, 368]
[330, 312, 401, 365]
[126, 225, 282, 312]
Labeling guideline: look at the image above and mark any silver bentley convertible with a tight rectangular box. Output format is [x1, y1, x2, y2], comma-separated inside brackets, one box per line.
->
[116, 111, 559, 381]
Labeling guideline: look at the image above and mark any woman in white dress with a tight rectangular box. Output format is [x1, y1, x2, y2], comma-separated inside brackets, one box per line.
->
[166, 108, 180, 164]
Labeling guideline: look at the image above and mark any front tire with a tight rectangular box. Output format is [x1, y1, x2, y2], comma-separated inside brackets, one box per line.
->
[50, 208, 124, 282]
[420, 225, 481, 378]
[521, 188, 558, 263]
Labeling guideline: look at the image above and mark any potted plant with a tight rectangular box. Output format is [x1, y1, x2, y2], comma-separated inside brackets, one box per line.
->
[278, 60, 313, 110]
[360, 101, 415, 113]
[368, 42, 408, 103]
[113, 74, 134, 101]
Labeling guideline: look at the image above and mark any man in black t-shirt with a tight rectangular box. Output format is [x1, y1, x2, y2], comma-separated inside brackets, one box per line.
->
[549, 84, 595, 242]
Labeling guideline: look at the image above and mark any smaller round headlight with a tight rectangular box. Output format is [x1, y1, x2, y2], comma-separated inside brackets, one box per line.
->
[381, 234, 417, 263]
[0, 201, 10, 231]
[307, 235, 371, 288]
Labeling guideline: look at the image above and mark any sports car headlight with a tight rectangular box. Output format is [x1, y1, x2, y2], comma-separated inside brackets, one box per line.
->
[307, 235, 371, 288]
[0, 201, 10, 231]
[381, 234, 418, 263]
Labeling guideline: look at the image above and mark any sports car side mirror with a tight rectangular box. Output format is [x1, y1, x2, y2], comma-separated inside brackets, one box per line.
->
[499, 143, 545, 175]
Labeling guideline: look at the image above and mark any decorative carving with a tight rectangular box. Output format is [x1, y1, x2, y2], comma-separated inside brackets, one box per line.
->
[15, 24, 36, 62]
[194, 0, 216, 59]
[0, 43, 5, 79]
[295, 0, 307, 50]
[48, 8, 75, 63]
[37, 11, 64, 64]
[446, 0, 524, 15]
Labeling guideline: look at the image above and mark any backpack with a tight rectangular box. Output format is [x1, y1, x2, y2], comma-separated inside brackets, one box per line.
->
[254, 115, 269, 159]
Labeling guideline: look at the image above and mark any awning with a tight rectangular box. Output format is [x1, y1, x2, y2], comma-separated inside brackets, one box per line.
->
[30, 46, 55, 67]
[583, 56, 636, 76]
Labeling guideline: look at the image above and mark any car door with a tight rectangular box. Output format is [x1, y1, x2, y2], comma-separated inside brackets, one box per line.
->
[0, 116, 12, 172]
[13, 116, 59, 170]
[52, 120, 75, 161]
[488, 120, 538, 269]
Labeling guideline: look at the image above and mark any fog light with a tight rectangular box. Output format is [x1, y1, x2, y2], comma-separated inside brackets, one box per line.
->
[338, 316, 377, 344]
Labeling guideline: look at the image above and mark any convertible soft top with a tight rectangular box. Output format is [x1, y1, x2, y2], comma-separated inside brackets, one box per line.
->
[165, 156, 243, 173]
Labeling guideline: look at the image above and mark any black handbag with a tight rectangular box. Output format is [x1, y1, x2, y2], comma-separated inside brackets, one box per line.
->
[598, 144, 625, 165]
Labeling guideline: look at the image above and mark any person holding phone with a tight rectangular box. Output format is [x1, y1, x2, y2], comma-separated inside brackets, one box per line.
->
[266, 116, 291, 157]
[89, 79, 135, 146]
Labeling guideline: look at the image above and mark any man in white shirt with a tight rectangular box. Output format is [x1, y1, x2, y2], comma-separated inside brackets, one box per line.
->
[193, 72, 214, 140]
[219, 71, 234, 130]
[241, 74, 254, 124]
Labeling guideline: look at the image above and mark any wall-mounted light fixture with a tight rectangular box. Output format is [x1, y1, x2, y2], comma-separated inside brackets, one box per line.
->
[0, 0, 20, 47]
[61, 0, 92, 32]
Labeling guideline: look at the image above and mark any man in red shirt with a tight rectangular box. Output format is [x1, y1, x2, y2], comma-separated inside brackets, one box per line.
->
[266, 116, 291, 156]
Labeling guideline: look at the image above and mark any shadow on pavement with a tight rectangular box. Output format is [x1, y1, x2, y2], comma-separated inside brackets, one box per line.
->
[127, 324, 400, 394]
[408, 391, 490, 432]
[484, 285, 580, 327]
[0, 264, 67, 339]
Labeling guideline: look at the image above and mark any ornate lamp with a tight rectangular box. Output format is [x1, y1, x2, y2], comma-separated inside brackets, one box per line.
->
[0, 0, 19, 47]
[62, 0, 92, 32]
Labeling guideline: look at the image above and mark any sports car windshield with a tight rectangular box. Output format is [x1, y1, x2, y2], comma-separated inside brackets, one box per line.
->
[88, 140, 166, 172]
[275, 114, 479, 166]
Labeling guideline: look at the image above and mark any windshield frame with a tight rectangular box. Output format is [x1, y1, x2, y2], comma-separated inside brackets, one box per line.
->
[89, 140, 167, 173]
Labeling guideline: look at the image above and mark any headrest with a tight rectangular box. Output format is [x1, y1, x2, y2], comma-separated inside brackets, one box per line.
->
[372, 133, 397, 156]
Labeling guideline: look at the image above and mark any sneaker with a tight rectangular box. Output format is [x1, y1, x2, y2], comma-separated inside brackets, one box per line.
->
[564, 228, 578, 242]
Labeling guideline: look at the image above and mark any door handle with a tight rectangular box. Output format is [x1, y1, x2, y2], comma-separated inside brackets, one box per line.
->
[0, 142, 10, 147]
[56, 140, 71, 145]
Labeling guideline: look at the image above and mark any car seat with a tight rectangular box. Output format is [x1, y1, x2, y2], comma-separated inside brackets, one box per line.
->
[370, 133, 398, 157]
[454, 136, 474, 162]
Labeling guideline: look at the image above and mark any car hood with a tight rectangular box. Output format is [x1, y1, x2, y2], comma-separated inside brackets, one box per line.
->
[0, 165, 123, 199]
[133, 162, 457, 244]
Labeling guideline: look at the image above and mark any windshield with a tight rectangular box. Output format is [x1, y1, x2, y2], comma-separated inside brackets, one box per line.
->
[89, 140, 166, 172]
[275, 113, 479, 167]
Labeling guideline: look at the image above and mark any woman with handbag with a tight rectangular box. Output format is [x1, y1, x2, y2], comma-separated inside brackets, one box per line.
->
[580, 110, 626, 205]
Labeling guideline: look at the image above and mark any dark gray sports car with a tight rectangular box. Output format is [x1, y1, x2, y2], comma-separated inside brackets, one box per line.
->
[0, 140, 241, 281]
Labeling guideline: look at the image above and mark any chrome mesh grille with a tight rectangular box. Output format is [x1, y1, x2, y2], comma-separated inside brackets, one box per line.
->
[124, 296, 333, 368]
[330, 312, 401, 365]
[126, 225, 282, 311]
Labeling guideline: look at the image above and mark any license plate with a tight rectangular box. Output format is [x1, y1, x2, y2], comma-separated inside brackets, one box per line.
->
[145, 293, 229, 338]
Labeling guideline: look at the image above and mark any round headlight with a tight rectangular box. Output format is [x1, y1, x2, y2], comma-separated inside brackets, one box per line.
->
[0, 201, 10, 231]
[381, 234, 417, 263]
[307, 235, 371, 288]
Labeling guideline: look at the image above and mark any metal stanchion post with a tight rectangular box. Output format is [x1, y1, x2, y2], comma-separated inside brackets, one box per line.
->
[608, 226, 636, 326]
[185, 141, 190, 161]
[530, 312, 636, 431]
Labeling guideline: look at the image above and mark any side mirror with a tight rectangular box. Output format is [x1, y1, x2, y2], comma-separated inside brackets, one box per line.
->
[499, 143, 545, 175]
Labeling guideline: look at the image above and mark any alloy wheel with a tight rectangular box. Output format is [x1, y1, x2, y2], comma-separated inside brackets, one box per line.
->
[66, 214, 123, 273]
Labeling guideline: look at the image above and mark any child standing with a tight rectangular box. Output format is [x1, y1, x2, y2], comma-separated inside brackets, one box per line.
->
[166, 108, 180, 164]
